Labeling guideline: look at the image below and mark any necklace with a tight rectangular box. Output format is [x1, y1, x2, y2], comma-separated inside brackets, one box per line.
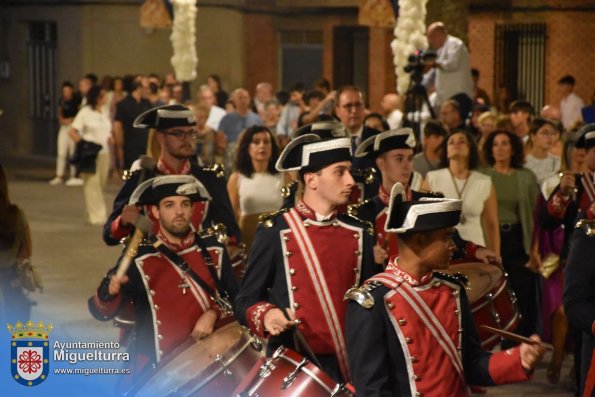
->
[448, 169, 469, 224]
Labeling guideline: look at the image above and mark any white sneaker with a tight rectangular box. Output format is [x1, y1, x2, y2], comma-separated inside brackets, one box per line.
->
[49, 177, 64, 185]
[65, 177, 84, 187]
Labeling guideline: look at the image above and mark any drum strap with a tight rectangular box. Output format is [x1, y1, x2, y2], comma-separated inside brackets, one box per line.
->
[156, 235, 233, 316]
[283, 208, 351, 382]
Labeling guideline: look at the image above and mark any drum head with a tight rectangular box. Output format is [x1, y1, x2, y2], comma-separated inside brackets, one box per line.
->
[135, 321, 246, 397]
[442, 263, 502, 303]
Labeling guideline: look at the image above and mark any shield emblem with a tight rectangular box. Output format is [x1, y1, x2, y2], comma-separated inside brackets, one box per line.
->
[11, 340, 50, 386]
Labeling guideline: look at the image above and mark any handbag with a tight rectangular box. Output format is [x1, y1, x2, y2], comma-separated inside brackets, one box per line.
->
[15, 258, 43, 293]
[540, 253, 560, 279]
[70, 139, 102, 174]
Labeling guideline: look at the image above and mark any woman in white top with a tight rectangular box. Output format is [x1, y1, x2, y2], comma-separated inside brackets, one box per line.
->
[422, 129, 500, 254]
[524, 117, 562, 185]
[227, 126, 284, 248]
[68, 85, 111, 225]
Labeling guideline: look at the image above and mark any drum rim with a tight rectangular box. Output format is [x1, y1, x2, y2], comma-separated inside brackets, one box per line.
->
[480, 311, 521, 348]
[470, 278, 507, 312]
[184, 330, 261, 394]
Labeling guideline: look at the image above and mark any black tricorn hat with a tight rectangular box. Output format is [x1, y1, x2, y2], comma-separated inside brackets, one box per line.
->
[355, 128, 416, 159]
[129, 175, 211, 206]
[133, 104, 196, 130]
[275, 134, 352, 172]
[575, 123, 595, 150]
[291, 120, 350, 140]
[385, 183, 462, 234]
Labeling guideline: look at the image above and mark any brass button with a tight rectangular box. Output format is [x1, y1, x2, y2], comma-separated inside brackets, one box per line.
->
[452, 290, 459, 297]
[332, 222, 339, 227]
[454, 309, 460, 314]
[293, 302, 300, 309]
[412, 374, 421, 381]
[149, 289, 155, 296]
[410, 355, 418, 363]
[405, 337, 414, 344]
[145, 275, 150, 281]
[283, 236, 290, 241]
[156, 320, 161, 326]
[291, 286, 298, 292]
[354, 250, 361, 256]
[353, 233, 360, 239]
[285, 251, 293, 257]
[386, 302, 394, 309]
[398, 319, 407, 326]
[153, 304, 159, 310]
[289, 268, 296, 275]
[432, 281, 441, 288]
[158, 334, 164, 340]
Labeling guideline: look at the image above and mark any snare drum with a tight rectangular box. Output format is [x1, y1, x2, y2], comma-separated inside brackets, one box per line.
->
[442, 263, 520, 350]
[234, 346, 354, 397]
[133, 321, 265, 397]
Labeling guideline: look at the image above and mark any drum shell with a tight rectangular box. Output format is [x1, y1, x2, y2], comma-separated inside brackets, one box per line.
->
[234, 347, 354, 397]
[133, 322, 265, 397]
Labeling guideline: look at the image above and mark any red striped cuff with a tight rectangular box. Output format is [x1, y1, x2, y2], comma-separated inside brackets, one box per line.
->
[245, 302, 276, 338]
[546, 191, 571, 219]
[110, 215, 132, 241]
[488, 347, 530, 384]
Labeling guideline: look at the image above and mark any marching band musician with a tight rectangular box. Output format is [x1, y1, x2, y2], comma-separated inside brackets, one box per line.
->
[234, 133, 377, 383]
[345, 183, 546, 397]
[90, 175, 238, 376]
[564, 213, 595, 396]
[102, 104, 240, 246]
[542, 123, 595, 259]
[350, 128, 498, 266]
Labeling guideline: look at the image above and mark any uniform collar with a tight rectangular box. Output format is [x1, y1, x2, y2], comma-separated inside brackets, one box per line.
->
[157, 230, 195, 252]
[386, 258, 433, 287]
[157, 158, 191, 175]
[379, 184, 411, 206]
[295, 200, 337, 222]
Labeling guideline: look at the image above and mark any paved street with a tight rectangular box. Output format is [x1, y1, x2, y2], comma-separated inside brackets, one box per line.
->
[3, 162, 578, 396]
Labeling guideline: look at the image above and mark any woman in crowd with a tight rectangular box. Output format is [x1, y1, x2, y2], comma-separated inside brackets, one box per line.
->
[0, 165, 38, 323]
[227, 126, 284, 248]
[68, 85, 112, 226]
[525, 117, 561, 185]
[207, 74, 229, 109]
[476, 111, 497, 163]
[422, 129, 500, 254]
[479, 130, 540, 347]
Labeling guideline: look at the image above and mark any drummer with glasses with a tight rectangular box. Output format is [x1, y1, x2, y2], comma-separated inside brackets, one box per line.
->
[90, 175, 238, 380]
[345, 183, 547, 397]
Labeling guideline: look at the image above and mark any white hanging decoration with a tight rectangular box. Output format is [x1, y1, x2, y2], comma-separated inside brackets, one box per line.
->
[170, 0, 198, 82]
[391, 0, 429, 95]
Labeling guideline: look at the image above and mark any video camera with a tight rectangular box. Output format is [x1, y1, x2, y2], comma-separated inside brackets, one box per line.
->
[403, 49, 437, 84]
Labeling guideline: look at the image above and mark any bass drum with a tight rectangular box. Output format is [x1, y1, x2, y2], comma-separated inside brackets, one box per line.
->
[133, 321, 265, 397]
[442, 262, 520, 350]
[233, 346, 355, 397]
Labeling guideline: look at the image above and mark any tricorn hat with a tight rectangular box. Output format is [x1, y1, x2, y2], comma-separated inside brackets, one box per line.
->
[275, 134, 352, 172]
[355, 128, 416, 159]
[133, 104, 196, 130]
[384, 183, 462, 233]
[129, 175, 211, 206]
[291, 120, 349, 140]
[575, 123, 595, 150]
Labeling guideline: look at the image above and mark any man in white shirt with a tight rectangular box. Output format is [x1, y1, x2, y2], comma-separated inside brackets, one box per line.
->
[558, 75, 585, 130]
[198, 85, 226, 131]
[423, 22, 474, 110]
[381, 93, 403, 129]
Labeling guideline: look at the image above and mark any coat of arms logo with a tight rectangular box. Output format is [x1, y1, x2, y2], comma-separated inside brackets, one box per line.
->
[7, 320, 53, 387]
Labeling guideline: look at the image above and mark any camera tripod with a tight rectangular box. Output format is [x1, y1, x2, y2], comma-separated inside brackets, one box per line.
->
[402, 79, 436, 150]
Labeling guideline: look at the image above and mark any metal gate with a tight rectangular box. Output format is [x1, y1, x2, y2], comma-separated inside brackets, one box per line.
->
[494, 23, 547, 111]
[28, 21, 58, 156]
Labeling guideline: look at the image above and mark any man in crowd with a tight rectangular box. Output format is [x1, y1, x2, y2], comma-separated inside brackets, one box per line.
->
[103, 104, 240, 246]
[113, 76, 152, 170]
[424, 22, 474, 110]
[346, 183, 547, 396]
[253, 81, 274, 118]
[558, 75, 585, 130]
[90, 175, 238, 375]
[218, 88, 261, 146]
[198, 84, 226, 131]
[276, 82, 307, 141]
[381, 93, 404, 130]
[234, 133, 377, 383]
[440, 99, 465, 132]
[509, 100, 535, 144]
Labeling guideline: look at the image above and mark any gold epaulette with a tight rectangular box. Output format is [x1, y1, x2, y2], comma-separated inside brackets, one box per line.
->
[575, 218, 595, 236]
[203, 162, 226, 178]
[344, 280, 383, 308]
[281, 180, 298, 198]
[344, 209, 375, 237]
[258, 208, 291, 228]
[121, 169, 134, 181]
[198, 223, 229, 244]
[347, 198, 372, 218]
[350, 167, 377, 185]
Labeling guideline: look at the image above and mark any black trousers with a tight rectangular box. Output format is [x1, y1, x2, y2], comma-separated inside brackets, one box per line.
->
[500, 224, 540, 348]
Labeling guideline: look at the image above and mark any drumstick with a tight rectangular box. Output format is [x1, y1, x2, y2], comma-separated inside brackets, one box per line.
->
[267, 288, 323, 368]
[116, 215, 153, 278]
[480, 325, 553, 350]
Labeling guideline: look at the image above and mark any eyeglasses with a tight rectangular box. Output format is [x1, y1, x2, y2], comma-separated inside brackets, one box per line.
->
[341, 102, 364, 111]
[163, 129, 198, 139]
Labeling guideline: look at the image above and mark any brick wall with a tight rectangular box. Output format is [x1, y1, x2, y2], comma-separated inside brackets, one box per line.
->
[368, 27, 397, 112]
[469, 10, 595, 110]
[244, 14, 278, 95]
